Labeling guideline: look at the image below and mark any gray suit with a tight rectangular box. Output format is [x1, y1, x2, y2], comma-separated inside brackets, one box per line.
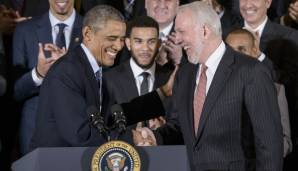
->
[155, 46, 283, 170]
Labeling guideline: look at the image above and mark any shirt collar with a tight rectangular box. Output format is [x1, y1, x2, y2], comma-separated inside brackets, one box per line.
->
[204, 41, 226, 75]
[244, 16, 268, 36]
[130, 58, 156, 79]
[81, 43, 100, 74]
[160, 22, 174, 40]
[49, 9, 76, 28]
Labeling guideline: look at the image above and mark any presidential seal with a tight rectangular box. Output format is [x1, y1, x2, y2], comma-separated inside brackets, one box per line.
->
[91, 141, 141, 171]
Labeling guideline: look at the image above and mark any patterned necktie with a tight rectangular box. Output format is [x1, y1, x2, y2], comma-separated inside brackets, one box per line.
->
[95, 67, 103, 114]
[140, 72, 150, 95]
[124, 0, 135, 20]
[193, 64, 207, 135]
[56, 23, 67, 49]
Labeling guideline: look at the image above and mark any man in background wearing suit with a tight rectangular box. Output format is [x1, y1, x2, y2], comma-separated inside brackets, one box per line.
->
[134, 2, 283, 170]
[13, 0, 82, 155]
[145, 0, 185, 67]
[225, 28, 293, 157]
[240, 0, 298, 169]
[105, 16, 173, 143]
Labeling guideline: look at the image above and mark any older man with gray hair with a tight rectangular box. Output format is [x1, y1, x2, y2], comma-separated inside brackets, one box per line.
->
[134, 1, 283, 170]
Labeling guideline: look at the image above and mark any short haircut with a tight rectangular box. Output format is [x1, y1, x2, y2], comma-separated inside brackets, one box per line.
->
[179, 1, 222, 37]
[227, 28, 256, 46]
[83, 5, 124, 31]
[126, 15, 159, 37]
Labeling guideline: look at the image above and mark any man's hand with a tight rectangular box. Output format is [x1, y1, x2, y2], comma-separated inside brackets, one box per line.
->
[149, 116, 166, 130]
[36, 43, 66, 78]
[163, 32, 183, 65]
[0, 5, 31, 34]
[132, 127, 157, 146]
[288, 1, 298, 23]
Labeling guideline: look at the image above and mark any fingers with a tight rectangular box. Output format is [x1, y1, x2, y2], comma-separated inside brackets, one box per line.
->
[133, 127, 157, 146]
[38, 43, 46, 59]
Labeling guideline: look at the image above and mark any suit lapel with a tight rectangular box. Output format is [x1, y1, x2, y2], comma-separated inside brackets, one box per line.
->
[36, 13, 52, 57]
[77, 46, 101, 107]
[260, 20, 275, 52]
[187, 64, 200, 139]
[69, 14, 83, 50]
[195, 47, 234, 144]
[124, 61, 139, 98]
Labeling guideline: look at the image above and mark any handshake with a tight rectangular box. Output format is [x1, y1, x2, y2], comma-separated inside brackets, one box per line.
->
[132, 127, 157, 146]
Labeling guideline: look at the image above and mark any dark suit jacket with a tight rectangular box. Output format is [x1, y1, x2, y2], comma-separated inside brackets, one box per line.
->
[105, 60, 171, 104]
[30, 46, 109, 150]
[155, 46, 283, 170]
[220, 10, 243, 39]
[260, 20, 298, 53]
[29, 45, 165, 150]
[104, 60, 172, 142]
[13, 12, 82, 154]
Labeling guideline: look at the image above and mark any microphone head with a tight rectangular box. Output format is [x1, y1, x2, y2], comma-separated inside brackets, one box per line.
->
[111, 104, 123, 115]
[86, 106, 99, 117]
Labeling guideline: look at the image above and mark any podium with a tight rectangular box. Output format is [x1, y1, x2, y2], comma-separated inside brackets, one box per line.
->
[12, 145, 190, 171]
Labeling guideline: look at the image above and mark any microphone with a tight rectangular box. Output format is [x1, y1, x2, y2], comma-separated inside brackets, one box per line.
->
[87, 106, 109, 141]
[0, 76, 6, 96]
[111, 104, 127, 136]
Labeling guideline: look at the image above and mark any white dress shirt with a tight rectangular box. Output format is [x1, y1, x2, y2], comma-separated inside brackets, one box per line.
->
[130, 58, 156, 95]
[244, 16, 268, 37]
[32, 9, 76, 86]
[49, 9, 76, 49]
[159, 22, 174, 41]
[195, 41, 226, 95]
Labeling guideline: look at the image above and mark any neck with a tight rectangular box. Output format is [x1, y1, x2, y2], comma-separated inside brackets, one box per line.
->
[200, 37, 222, 64]
[51, 9, 73, 21]
[247, 16, 267, 29]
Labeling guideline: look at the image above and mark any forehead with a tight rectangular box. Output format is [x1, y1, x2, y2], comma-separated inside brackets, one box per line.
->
[131, 27, 158, 37]
[175, 10, 193, 28]
[228, 34, 254, 46]
[147, 0, 178, 4]
[98, 20, 126, 34]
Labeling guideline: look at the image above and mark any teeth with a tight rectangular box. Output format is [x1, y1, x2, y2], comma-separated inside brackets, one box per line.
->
[107, 51, 117, 57]
[246, 10, 255, 14]
[57, 2, 67, 7]
[183, 46, 189, 50]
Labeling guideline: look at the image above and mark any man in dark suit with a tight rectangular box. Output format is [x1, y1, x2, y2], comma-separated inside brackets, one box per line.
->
[29, 5, 126, 150]
[29, 5, 173, 150]
[13, 0, 82, 155]
[240, 0, 298, 169]
[105, 16, 172, 142]
[133, 2, 283, 170]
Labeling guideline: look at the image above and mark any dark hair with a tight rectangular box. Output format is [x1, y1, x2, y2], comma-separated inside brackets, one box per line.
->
[125, 15, 159, 37]
[83, 5, 124, 31]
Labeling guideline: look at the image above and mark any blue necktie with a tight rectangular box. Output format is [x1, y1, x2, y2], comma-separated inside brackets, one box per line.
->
[56, 23, 67, 49]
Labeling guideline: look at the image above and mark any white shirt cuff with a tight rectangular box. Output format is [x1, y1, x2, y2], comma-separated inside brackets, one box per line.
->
[32, 68, 43, 86]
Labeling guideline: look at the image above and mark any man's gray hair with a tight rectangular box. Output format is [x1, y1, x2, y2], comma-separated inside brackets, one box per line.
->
[83, 5, 125, 31]
[179, 1, 222, 37]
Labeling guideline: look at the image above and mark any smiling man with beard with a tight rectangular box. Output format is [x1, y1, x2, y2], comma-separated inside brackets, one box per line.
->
[29, 5, 127, 150]
[104, 16, 174, 143]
